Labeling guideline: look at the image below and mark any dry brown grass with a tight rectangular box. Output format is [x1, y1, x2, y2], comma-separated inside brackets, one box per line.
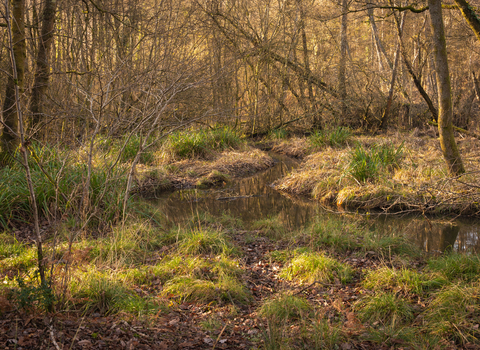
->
[270, 137, 309, 158]
[135, 147, 274, 194]
[274, 132, 480, 216]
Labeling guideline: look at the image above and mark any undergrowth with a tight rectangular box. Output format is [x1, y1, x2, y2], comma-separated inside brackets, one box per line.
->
[167, 127, 241, 159]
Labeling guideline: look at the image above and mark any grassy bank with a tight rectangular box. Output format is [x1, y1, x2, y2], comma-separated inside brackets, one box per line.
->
[0, 127, 274, 228]
[1, 211, 480, 349]
[273, 129, 480, 216]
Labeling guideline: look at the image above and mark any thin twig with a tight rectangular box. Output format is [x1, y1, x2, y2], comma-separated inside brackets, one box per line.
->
[212, 323, 228, 350]
[49, 320, 61, 350]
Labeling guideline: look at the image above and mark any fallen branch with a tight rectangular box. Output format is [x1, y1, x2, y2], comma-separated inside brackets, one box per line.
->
[428, 121, 480, 140]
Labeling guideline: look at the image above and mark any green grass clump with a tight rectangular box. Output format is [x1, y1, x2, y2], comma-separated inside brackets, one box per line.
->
[309, 127, 351, 148]
[112, 134, 156, 165]
[423, 284, 480, 344]
[280, 251, 353, 284]
[259, 293, 312, 322]
[362, 267, 446, 295]
[251, 216, 287, 240]
[177, 227, 237, 256]
[87, 222, 164, 266]
[306, 216, 360, 251]
[345, 142, 404, 182]
[268, 128, 289, 140]
[162, 268, 249, 304]
[0, 242, 37, 272]
[355, 292, 414, 326]
[427, 253, 480, 282]
[308, 318, 344, 349]
[70, 272, 160, 315]
[167, 127, 241, 159]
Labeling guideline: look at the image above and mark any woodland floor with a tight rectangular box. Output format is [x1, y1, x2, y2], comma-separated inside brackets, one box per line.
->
[0, 228, 416, 350]
[2, 131, 480, 349]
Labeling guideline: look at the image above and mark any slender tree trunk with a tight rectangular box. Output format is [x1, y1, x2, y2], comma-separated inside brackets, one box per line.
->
[1, 0, 26, 154]
[428, 0, 465, 175]
[338, 0, 348, 121]
[393, 11, 438, 122]
[30, 0, 57, 130]
[368, 6, 393, 71]
[4, 0, 48, 305]
[380, 13, 405, 129]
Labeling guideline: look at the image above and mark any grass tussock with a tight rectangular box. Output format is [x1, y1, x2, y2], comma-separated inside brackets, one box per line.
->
[259, 293, 312, 322]
[424, 284, 480, 344]
[299, 215, 420, 258]
[355, 291, 414, 326]
[166, 126, 242, 159]
[280, 251, 353, 284]
[362, 266, 446, 295]
[160, 255, 250, 304]
[274, 133, 480, 215]
[309, 127, 352, 149]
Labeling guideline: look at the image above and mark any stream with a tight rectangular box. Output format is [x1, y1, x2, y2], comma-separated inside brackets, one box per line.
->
[153, 154, 480, 253]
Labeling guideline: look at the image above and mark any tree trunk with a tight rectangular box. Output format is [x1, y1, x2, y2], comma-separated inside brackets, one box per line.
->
[428, 0, 465, 175]
[1, 0, 26, 154]
[380, 13, 405, 129]
[393, 10, 438, 122]
[368, 6, 393, 71]
[30, 0, 57, 129]
[338, 0, 348, 121]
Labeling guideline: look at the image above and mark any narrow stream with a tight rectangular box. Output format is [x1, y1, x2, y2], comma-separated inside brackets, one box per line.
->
[153, 154, 480, 253]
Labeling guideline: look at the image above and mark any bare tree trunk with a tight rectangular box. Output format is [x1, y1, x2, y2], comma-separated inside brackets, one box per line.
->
[380, 13, 405, 129]
[338, 0, 348, 122]
[1, 0, 26, 154]
[30, 0, 57, 129]
[4, 0, 48, 307]
[368, 6, 393, 71]
[393, 10, 438, 122]
[428, 0, 465, 175]
[473, 71, 480, 102]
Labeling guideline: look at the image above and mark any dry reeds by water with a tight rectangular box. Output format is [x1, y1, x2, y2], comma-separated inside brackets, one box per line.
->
[274, 132, 480, 216]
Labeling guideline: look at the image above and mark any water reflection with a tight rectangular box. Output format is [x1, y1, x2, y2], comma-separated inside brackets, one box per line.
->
[152, 154, 480, 253]
[153, 154, 317, 229]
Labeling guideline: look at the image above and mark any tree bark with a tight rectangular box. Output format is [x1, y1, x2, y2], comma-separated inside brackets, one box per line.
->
[338, 0, 348, 121]
[30, 0, 57, 129]
[380, 13, 405, 129]
[393, 11, 438, 121]
[454, 0, 480, 42]
[1, 0, 26, 154]
[368, 6, 393, 71]
[428, 0, 465, 175]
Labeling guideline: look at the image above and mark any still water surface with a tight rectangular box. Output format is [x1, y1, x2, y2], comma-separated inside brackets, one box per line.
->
[153, 154, 480, 253]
